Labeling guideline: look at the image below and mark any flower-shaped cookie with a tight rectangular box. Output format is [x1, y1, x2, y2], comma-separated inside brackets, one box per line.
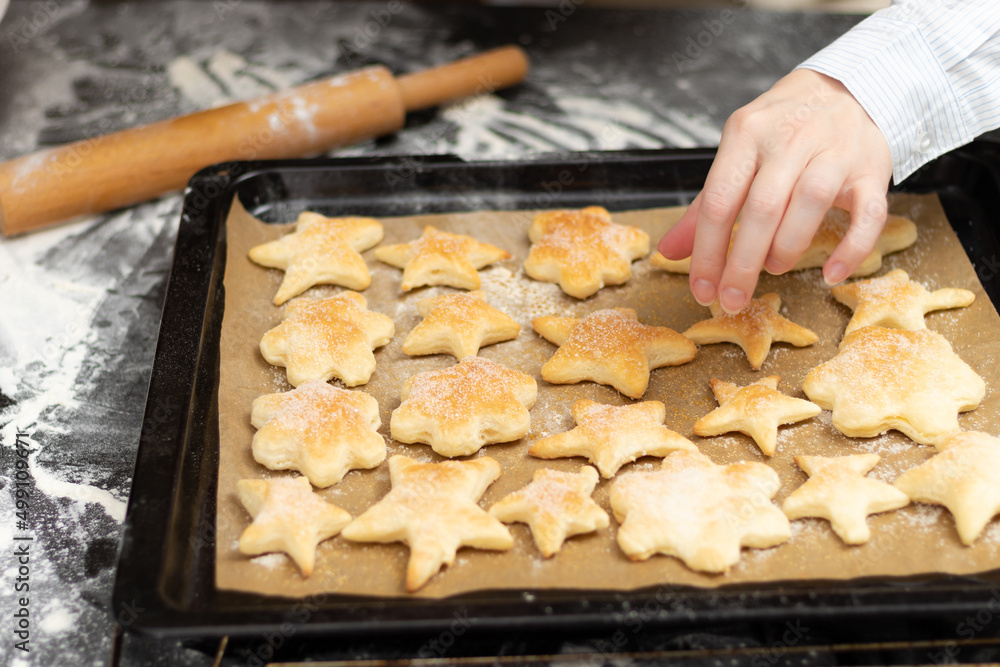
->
[533, 308, 696, 399]
[374, 226, 510, 291]
[249, 211, 383, 305]
[523, 206, 649, 299]
[259, 292, 394, 387]
[402, 292, 520, 360]
[390, 356, 537, 457]
[683, 293, 818, 370]
[342, 456, 513, 591]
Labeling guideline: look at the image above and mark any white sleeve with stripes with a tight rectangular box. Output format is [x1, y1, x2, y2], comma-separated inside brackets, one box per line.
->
[798, 1, 1000, 182]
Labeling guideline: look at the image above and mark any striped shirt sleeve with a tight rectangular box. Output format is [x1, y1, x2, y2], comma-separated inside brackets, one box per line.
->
[798, 0, 1000, 182]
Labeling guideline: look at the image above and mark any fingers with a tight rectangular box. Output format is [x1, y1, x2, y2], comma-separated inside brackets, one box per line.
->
[823, 183, 889, 285]
[657, 195, 699, 260]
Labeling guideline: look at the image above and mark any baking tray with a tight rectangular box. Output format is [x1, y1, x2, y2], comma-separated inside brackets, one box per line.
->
[114, 144, 1000, 643]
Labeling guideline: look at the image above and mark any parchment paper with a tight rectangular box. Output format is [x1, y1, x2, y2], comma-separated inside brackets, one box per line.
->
[216, 194, 1000, 598]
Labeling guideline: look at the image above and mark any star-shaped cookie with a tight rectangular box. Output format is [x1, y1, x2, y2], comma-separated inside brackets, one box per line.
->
[374, 225, 511, 291]
[610, 449, 790, 573]
[782, 454, 909, 545]
[250, 381, 385, 488]
[529, 399, 696, 478]
[533, 308, 697, 398]
[831, 268, 976, 334]
[649, 210, 917, 277]
[894, 431, 1000, 545]
[390, 356, 537, 457]
[693, 376, 821, 456]
[402, 292, 521, 360]
[259, 292, 395, 387]
[523, 206, 650, 299]
[683, 293, 818, 370]
[248, 211, 384, 305]
[803, 326, 985, 446]
[489, 465, 609, 557]
[237, 476, 352, 577]
[341, 455, 513, 591]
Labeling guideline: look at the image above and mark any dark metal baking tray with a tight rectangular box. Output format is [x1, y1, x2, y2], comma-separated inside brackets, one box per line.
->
[113, 145, 1000, 644]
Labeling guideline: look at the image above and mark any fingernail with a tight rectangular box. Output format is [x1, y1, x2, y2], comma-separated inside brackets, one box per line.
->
[692, 279, 716, 305]
[720, 287, 746, 314]
[824, 262, 848, 285]
[764, 258, 788, 275]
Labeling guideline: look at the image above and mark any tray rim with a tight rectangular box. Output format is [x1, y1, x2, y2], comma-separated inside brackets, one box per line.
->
[113, 145, 1000, 639]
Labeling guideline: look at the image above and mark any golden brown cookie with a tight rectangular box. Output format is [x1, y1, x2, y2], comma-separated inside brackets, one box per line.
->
[523, 206, 650, 299]
[533, 308, 697, 398]
[693, 376, 821, 456]
[259, 292, 394, 387]
[803, 326, 985, 446]
[831, 268, 976, 334]
[390, 356, 537, 457]
[529, 399, 696, 478]
[649, 209, 917, 277]
[683, 293, 818, 370]
[402, 291, 521, 360]
[250, 381, 385, 488]
[341, 455, 513, 592]
[248, 211, 383, 305]
[374, 225, 511, 291]
[782, 454, 909, 545]
[610, 449, 790, 573]
[489, 466, 609, 557]
[237, 476, 352, 577]
[893, 431, 1000, 545]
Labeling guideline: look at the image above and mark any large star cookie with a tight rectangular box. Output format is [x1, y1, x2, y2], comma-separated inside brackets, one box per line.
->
[693, 376, 821, 456]
[249, 211, 383, 305]
[894, 431, 1000, 545]
[250, 381, 385, 488]
[831, 268, 976, 335]
[341, 455, 513, 591]
[683, 293, 818, 370]
[803, 326, 985, 446]
[402, 292, 521, 360]
[782, 454, 909, 545]
[374, 225, 511, 291]
[489, 465, 609, 557]
[610, 449, 790, 573]
[649, 209, 917, 276]
[529, 399, 695, 478]
[237, 476, 352, 577]
[259, 292, 394, 387]
[533, 308, 697, 398]
[390, 356, 537, 457]
[523, 206, 650, 299]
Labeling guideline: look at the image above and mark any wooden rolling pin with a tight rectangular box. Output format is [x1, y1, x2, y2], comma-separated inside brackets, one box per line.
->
[0, 45, 529, 236]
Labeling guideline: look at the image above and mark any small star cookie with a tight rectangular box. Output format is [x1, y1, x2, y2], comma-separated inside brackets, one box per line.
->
[237, 476, 352, 577]
[374, 225, 511, 291]
[683, 293, 818, 370]
[250, 381, 385, 488]
[489, 466, 609, 557]
[341, 455, 513, 592]
[610, 449, 790, 573]
[248, 211, 383, 305]
[693, 376, 821, 456]
[533, 308, 697, 399]
[523, 206, 650, 299]
[402, 292, 521, 360]
[803, 326, 985, 446]
[831, 268, 976, 335]
[390, 356, 537, 457]
[529, 399, 696, 478]
[894, 431, 1000, 545]
[259, 292, 394, 387]
[782, 454, 909, 545]
[649, 209, 917, 277]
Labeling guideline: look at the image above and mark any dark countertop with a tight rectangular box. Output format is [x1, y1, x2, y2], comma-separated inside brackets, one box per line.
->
[0, 2, 890, 665]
